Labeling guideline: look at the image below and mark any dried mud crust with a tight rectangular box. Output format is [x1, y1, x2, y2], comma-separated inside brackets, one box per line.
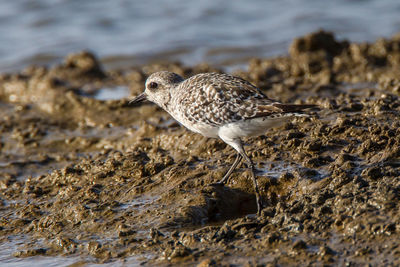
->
[0, 31, 400, 266]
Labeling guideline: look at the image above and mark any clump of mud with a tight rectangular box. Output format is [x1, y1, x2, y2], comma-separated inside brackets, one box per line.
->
[1, 31, 400, 266]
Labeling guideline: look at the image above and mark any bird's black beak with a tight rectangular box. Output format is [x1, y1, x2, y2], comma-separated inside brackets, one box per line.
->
[129, 92, 147, 104]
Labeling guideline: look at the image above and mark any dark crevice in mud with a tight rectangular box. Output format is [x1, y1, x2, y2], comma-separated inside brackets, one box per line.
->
[1, 30, 400, 265]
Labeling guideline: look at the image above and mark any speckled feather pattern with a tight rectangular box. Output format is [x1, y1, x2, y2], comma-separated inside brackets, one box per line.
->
[169, 73, 311, 125]
[142, 71, 315, 138]
[171, 73, 273, 126]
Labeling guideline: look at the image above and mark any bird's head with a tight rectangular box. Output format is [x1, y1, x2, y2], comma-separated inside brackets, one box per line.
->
[130, 71, 184, 109]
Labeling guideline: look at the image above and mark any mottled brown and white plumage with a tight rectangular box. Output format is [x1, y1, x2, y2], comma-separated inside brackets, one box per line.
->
[131, 71, 316, 215]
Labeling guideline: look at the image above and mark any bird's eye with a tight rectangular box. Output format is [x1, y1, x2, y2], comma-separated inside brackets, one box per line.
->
[149, 82, 158, 89]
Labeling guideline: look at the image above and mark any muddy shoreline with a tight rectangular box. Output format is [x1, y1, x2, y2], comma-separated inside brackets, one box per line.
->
[1, 31, 400, 266]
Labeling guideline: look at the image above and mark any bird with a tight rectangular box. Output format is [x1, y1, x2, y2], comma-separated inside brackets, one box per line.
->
[130, 71, 316, 215]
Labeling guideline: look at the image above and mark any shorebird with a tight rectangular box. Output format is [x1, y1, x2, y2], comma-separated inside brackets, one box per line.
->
[131, 71, 316, 215]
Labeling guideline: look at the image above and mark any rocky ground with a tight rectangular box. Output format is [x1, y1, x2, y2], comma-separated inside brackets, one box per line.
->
[0, 31, 400, 266]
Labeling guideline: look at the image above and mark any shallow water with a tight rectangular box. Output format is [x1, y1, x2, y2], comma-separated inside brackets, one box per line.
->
[0, 239, 141, 267]
[1, 0, 400, 71]
[0, 238, 81, 267]
[92, 86, 130, 101]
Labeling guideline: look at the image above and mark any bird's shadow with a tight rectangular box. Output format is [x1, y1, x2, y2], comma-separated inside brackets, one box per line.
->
[193, 183, 258, 223]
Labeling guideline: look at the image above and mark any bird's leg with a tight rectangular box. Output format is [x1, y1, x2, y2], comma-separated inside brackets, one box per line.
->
[216, 153, 242, 185]
[239, 150, 263, 216]
[217, 135, 264, 215]
[218, 136, 263, 215]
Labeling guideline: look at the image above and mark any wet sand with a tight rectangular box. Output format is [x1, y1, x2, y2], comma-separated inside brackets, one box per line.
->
[1, 31, 400, 266]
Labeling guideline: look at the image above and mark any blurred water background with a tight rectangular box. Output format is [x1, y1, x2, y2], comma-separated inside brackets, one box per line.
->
[0, 0, 400, 72]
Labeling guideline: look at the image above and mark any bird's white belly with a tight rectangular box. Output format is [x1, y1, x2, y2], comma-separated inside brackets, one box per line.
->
[218, 115, 293, 140]
[169, 112, 220, 138]
[184, 121, 220, 138]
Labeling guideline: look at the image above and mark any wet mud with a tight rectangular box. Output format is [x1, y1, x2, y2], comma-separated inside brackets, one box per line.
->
[1, 31, 400, 266]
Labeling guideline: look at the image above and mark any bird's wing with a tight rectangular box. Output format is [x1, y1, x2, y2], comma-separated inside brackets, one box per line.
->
[181, 73, 316, 125]
[251, 103, 318, 118]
